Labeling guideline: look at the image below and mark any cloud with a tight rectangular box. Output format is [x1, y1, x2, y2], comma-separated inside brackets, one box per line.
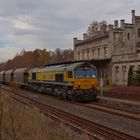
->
[0, 0, 140, 62]
[0, 45, 21, 62]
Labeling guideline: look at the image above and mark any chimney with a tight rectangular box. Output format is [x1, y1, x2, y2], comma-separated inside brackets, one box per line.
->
[114, 20, 118, 29]
[83, 33, 87, 40]
[131, 10, 135, 25]
[108, 24, 113, 30]
[131, 10, 135, 18]
[120, 19, 125, 28]
[73, 38, 78, 45]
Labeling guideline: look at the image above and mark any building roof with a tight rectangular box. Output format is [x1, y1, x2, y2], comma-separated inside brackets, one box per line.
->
[135, 16, 140, 20]
[75, 33, 109, 47]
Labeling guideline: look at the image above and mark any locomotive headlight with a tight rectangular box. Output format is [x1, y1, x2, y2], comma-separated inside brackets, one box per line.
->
[75, 84, 80, 89]
[84, 67, 88, 70]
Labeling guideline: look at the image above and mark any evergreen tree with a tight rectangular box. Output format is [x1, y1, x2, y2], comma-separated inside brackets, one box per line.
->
[127, 66, 134, 86]
[134, 68, 140, 85]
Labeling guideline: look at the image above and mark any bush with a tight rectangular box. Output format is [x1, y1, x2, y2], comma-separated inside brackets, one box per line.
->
[134, 68, 140, 85]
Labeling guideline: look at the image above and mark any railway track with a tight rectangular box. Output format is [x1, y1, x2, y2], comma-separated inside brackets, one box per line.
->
[25, 88, 140, 120]
[103, 93, 140, 102]
[0, 85, 139, 140]
[77, 102, 140, 121]
[1, 85, 140, 121]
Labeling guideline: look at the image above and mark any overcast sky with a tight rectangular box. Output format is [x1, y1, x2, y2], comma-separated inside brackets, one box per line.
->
[0, 0, 140, 62]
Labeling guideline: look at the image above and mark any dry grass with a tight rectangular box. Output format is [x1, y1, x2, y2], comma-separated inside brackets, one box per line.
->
[0, 92, 90, 140]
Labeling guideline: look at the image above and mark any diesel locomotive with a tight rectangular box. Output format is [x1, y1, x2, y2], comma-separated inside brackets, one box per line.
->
[0, 61, 98, 102]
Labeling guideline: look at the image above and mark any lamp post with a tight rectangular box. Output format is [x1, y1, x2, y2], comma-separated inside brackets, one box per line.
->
[100, 71, 103, 96]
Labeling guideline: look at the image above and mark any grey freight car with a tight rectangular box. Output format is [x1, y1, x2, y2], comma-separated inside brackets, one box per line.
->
[14, 68, 29, 86]
[0, 71, 5, 83]
[5, 70, 15, 84]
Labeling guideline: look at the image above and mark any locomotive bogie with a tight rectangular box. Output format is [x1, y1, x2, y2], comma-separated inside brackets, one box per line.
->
[72, 89, 97, 102]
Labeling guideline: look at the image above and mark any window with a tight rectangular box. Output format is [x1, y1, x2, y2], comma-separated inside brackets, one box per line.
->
[130, 65, 134, 71]
[68, 71, 73, 78]
[115, 66, 119, 81]
[75, 68, 96, 78]
[32, 73, 36, 80]
[98, 48, 100, 59]
[82, 51, 84, 60]
[78, 52, 80, 60]
[122, 66, 126, 81]
[104, 47, 108, 58]
[92, 49, 94, 59]
[138, 29, 140, 37]
[127, 33, 130, 40]
[87, 50, 89, 59]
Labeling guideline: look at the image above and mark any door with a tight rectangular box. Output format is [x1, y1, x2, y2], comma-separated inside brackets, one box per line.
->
[55, 74, 64, 82]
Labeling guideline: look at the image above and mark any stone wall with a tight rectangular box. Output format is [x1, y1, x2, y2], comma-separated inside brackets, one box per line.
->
[112, 53, 140, 85]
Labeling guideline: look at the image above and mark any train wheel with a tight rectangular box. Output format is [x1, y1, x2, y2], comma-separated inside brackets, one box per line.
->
[62, 92, 67, 99]
[67, 90, 72, 100]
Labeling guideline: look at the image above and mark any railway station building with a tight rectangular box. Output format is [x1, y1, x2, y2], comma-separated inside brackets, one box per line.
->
[73, 10, 140, 86]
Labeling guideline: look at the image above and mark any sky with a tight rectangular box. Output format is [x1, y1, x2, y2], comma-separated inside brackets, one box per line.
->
[0, 0, 140, 62]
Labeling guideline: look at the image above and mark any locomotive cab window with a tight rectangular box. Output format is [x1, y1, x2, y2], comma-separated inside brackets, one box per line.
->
[68, 71, 73, 78]
[75, 66, 96, 78]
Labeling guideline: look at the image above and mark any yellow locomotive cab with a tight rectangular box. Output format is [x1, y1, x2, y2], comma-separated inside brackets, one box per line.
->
[73, 64, 98, 90]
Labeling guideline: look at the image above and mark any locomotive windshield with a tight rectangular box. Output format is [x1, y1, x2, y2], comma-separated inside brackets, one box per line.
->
[75, 67, 96, 78]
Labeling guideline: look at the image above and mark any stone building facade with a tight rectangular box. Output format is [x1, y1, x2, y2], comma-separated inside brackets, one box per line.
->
[73, 10, 140, 86]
